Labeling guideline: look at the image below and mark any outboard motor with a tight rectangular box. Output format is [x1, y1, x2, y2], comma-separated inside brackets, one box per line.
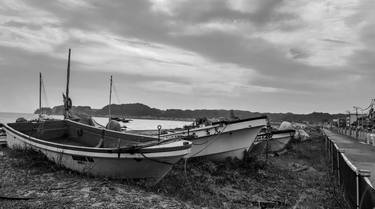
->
[106, 120, 121, 132]
[16, 117, 28, 123]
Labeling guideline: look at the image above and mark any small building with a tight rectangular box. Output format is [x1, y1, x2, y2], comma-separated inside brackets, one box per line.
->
[346, 114, 367, 127]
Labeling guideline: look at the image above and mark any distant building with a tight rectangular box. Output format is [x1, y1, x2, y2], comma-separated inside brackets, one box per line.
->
[346, 114, 367, 127]
[332, 118, 346, 128]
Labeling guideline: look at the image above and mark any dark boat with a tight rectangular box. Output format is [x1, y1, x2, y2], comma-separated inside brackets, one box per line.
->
[249, 129, 296, 154]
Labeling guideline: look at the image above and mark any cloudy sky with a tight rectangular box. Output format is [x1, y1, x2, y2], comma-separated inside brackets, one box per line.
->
[0, 0, 374, 114]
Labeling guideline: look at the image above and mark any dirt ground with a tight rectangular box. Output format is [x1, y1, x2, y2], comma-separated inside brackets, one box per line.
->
[0, 127, 349, 209]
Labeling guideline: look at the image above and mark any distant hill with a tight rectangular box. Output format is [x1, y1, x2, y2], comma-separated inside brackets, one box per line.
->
[34, 103, 345, 124]
[35, 105, 97, 116]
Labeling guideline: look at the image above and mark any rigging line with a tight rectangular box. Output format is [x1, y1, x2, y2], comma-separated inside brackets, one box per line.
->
[112, 82, 121, 104]
[139, 152, 175, 165]
[41, 76, 50, 107]
[190, 124, 227, 158]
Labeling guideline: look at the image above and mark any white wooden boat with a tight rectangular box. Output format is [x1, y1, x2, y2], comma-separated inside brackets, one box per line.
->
[250, 129, 295, 154]
[4, 119, 191, 181]
[160, 116, 268, 161]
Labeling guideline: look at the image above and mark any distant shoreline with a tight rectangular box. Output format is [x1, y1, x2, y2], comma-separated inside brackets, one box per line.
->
[0, 112, 194, 123]
[91, 114, 194, 122]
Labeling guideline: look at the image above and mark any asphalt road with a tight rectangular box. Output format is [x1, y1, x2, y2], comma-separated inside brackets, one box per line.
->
[324, 129, 375, 185]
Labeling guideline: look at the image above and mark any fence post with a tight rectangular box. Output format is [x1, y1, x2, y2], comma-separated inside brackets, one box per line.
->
[337, 149, 340, 183]
[327, 139, 330, 161]
[358, 169, 371, 209]
[331, 142, 335, 173]
[337, 149, 344, 185]
[356, 169, 360, 209]
[330, 140, 333, 162]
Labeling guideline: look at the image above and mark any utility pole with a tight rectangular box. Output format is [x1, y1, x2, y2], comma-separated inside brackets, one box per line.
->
[353, 106, 360, 139]
[39, 72, 42, 117]
[64, 48, 71, 119]
[346, 110, 351, 128]
[353, 106, 360, 129]
[108, 75, 113, 122]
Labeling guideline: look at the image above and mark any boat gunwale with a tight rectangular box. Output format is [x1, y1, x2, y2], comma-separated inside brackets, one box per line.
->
[67, 119, 160, 139]
[4, 122, 191, 154]
[162, 117, 268, 138]
[257, 129, 295, 137]
[211, 115, 268, 125]
[186, 124, 267, 141]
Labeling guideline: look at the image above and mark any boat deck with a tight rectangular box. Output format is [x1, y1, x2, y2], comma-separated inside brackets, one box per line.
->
[127, 130, 158, 136]
[323, 129, 375, 185]
[48, 137, 92, 147]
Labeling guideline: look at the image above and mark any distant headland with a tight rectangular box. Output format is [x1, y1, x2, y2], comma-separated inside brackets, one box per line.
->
[34, 103, 345, 124]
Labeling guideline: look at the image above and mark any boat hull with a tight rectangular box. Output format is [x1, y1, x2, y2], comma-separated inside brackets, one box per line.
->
[250, 131, 295, 154]
[4, 122, 190, 181]
[162, 116, 268, 161]
[187, 126, 263, 161]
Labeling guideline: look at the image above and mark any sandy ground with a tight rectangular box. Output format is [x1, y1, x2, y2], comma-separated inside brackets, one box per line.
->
[0, 127, 349, 209]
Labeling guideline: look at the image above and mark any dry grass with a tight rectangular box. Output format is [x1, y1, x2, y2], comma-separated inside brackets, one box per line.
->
[0, 126, 349, 208]
[144, 126, 350, 208]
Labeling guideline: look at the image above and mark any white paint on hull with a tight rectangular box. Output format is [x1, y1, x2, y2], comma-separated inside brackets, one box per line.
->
[5, 126, 190, 180]
[186, 126, 263, 160]
[250, 132, 294, 154]
[163, 118, 267, 161]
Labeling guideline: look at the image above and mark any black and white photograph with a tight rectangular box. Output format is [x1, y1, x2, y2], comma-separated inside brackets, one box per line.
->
[0, 0, 375, 208]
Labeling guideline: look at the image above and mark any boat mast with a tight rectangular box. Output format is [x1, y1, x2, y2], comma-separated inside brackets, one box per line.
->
[64, 48, 71, 119]
[39, 72, 42, 117]
[109, 75, 113, 122]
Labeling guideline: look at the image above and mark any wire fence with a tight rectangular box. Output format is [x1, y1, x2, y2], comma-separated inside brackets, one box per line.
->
[324, 132, 375, 209]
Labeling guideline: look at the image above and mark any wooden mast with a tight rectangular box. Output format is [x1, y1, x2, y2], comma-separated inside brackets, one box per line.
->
[64, 48, 71, 119]
[39, 72, 42, 117]
[109, 75, 113, 122]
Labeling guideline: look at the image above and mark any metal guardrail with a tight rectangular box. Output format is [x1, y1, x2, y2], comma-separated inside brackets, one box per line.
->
[324, 131, 375, 209]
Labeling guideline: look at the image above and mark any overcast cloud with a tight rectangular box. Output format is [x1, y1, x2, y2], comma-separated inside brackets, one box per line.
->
[0, 0, 374, 113]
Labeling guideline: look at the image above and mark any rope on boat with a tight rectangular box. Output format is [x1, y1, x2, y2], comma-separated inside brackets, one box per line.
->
[139, 152, 175, 165]
[189, 124, 227, 158]
[191, 125, 225, 146]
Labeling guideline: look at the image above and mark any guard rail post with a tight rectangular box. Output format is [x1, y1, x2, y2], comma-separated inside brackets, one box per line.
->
[338, 149, 345, 185]
[356, 169, 360, 209]
[358, 169, 371, 209]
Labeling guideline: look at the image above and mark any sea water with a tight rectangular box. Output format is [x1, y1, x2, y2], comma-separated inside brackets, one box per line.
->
[0, 112, 192, 130]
